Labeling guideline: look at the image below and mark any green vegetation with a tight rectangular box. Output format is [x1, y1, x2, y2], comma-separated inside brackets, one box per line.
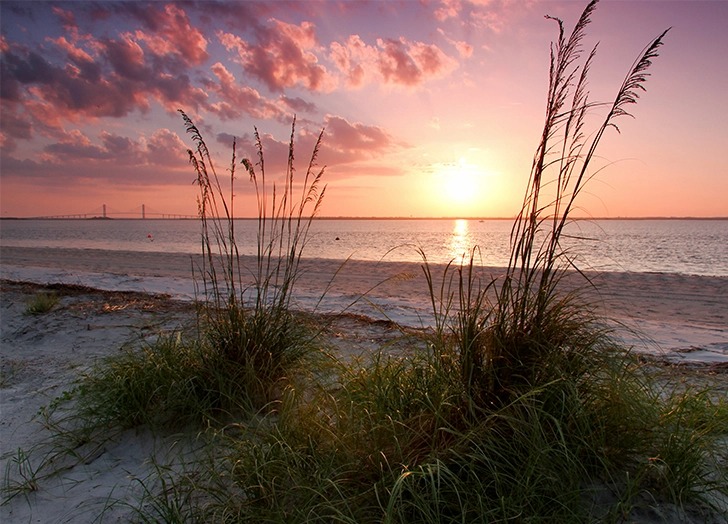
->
[4, 2, 726, 522]
[24, 291, 59, 315]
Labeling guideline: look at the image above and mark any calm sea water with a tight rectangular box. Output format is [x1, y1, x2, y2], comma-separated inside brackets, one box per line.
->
[1, 218, 727, 277]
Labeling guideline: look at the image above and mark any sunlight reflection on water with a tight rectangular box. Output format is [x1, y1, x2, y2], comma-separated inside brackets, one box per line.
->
[448, 219, 472, 262]
[1, 218, 727, 276]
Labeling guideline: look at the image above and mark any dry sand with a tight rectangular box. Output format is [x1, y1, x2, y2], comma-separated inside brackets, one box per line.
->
[1, 246, 727, 522]
[0, 280, 415, 523]
[0, 283, 196, 522]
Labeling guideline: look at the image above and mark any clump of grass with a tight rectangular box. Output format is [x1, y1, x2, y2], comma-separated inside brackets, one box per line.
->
[180, 110, 327, 409]
[152, 345, 465, 523]
[132, 338, 725, 523]
[24, 291, 59, 315]
[70, 334, 251, 429]
[2, 117, 331, 505]
[480, 0, 669, 406]
[56, 115, 328, 429]
[401, 0, 726, 518]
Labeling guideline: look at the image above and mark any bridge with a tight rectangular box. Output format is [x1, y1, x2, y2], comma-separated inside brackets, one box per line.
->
[31, 204, 197, 220]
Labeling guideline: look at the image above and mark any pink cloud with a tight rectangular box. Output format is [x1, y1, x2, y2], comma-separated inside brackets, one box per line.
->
[144, 128, 189, 166]
[471, 9, 506, 33]
[437, 29, 474, 58]
[2, 127, 190, 186]
[100, 131, 136, 156]
[44, 129, 111, 160]
[377, 37, 457, 86]
[206, 62, 284, 120]
[329, 35, 372, 87]
[0, 106, 32, 152]
[329, 35, 457, 88]
[218, 19, 337, 93]
[21, 98, 70, 133]
[454, 40, 474, 58]
[323, 115, 394, 155]
[376, 38, 422, 85]
[102, 33, 146, 80]
[51, 6, 78, 33]
[435, 0, 463, 22]
[99, 32, 209, 113]
[2, 44, 151, 121]
[1, 26, 212, 135]
[281, 95, 317, 114]
[50, 36, 96, 66]
[275, 19, 318, 49]
[435, 0, 507, 34]
[88, 2, 208, 67]
[150, 73, 209, 113]
[0, 1, 215, 138]
[132, 4, 208, 67]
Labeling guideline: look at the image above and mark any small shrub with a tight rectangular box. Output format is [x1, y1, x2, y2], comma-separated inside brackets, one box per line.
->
[73, 334, 245, 429]
[25, 292, 59, 315]
[485, 0, 668, 406]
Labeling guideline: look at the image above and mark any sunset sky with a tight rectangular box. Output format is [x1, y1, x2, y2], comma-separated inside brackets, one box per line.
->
[1, 0, 726, 219]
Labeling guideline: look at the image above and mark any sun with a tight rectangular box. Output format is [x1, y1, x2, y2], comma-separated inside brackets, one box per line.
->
[437, 158, 483, 206]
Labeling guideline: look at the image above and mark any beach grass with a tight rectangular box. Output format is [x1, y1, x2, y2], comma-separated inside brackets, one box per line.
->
[180, 110, 328, 411]
[5, 1, 727, 522]
[24, 291, 59, 315]
[104, 342, 725, 523]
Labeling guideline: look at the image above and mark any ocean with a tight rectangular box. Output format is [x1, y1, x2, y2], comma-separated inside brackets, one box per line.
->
[2, 217, 727, 363]
[1, 218, 727, 277]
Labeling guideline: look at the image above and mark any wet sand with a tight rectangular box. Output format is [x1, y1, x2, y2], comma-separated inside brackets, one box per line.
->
[2, 245, 727, 361]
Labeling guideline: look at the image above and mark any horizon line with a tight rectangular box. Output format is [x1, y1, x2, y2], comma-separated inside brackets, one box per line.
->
[2, 215, 727, 221]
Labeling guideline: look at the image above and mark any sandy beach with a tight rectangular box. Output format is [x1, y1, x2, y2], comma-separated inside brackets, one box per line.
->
[1, 278, 417, 523]
[1, 282, 198, 522]
[2, 245, 727, 362]
[1, 246, 727, 522]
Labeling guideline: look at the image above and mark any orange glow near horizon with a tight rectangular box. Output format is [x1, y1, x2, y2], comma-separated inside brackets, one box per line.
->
[418, 155, 510, 219]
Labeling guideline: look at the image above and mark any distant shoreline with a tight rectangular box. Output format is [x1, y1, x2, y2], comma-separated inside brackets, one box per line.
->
[2, 216, 727, 221]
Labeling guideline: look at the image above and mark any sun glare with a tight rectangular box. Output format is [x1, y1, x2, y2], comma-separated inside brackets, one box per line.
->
[435, 158, 484, 209]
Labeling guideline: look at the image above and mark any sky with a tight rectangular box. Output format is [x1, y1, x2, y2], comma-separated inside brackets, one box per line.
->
[1, 0, 727, 219]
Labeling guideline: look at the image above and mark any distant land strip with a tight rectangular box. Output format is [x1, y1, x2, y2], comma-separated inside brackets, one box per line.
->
[1, 216, 727, 221]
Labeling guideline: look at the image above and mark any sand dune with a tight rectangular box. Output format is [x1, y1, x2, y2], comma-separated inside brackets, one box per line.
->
[1, 245, 727, 522]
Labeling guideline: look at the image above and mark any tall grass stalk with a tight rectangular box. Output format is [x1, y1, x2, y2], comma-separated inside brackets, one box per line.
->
[180, 110, 326, 407]
[470, 0, 669, 404]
